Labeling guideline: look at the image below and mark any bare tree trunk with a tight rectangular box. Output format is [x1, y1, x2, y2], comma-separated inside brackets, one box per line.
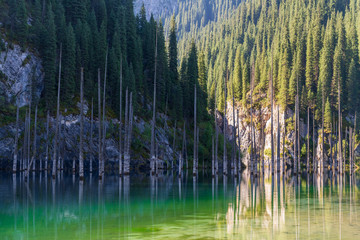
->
[307, 107, 310, 172]
[90, 99, 94, 173]
[181, 122, 186, 172]
[215, 96, 218, 174]
[250, 65, 254, 175]
[321, 93, 325, 174]
[193, 84, 197, 176]
[79, 68, 84, 180]
[197, 127, 199, 170]
[297, 93, 300, 172]
[13, 103, 19, 173]
[237, 109, 241, 172]
[223, 71, 228, 175]
[150, 28, 158, 175]
[45, 111, 49, 171]
[212, 135, 215, 177]
[52, 44, 62, 179]
[277, 105, 280, 173]
[232, 92, 237, 175]
[349, 127, 352, 173]
[98, 69, 102, 178]
[124, 91, 132, 175]
[25, 106, 37, 178]
[282, 109, 286, 174]
[102, 50, 108, 177]
[270, 57, 274, 175]
[294, 96, 298, 173]
[27, 103, 31, 173]
[172, 121, 177, 169]
[23, 111, 27, 171]
[313, 112, 316, 173]
[32, 105, 38, 172]
[338, 78, 342, 173]
[119, 59, 123, 176]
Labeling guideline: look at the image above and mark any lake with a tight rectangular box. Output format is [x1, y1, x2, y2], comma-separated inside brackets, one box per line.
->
[0, 170, 359, 239]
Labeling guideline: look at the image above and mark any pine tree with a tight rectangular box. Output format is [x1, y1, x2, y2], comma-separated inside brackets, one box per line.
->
[41, 6, 57, 111]
[62, 24, 76, 103]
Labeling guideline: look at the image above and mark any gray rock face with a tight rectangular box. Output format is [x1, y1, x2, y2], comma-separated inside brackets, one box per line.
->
[222, 101, 308, 168]
[0, 38, 43, 107]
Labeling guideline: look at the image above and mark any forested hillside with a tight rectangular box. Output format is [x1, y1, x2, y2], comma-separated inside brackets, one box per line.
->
[0, 0, 205, 122]
[173, 0, 360, 130]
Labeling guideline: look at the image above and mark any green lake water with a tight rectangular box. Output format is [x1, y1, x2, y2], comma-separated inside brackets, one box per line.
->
[1, 170, 360, 239]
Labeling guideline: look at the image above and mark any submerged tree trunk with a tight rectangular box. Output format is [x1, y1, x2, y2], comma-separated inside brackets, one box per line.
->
[307, 107, 310, 172]
[23, 111, 27, 171]
[45, 111, 49, 171]
[31, 105, 38, 172]
[150, 28, 158, 175]
[102, 50, 108, 177]
[232, 92, 236, 173]
[193, 85, 197, 176]
[90, 99, 94, 173]
[277, 105, 280, 173]
[223, 72, 228, 175]
[13, 103, 19, 173]
[338, 78, 342, 174]
[79, 68, 84, 180]
[270, 57, 274, 175]
[98, 69, 102, 179]
[215, 95, 218, 174]
[172, 121, 176, 169]
[52, 45, 62, 179]
[237, 110, 241, 172]
[119, 59, 123, 176]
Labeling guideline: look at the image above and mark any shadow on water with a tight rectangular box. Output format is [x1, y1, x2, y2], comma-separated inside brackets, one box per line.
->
[1, 169, 360, 239]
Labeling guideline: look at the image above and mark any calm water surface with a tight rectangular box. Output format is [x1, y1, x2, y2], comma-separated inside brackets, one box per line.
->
[1, 170, 360, 239]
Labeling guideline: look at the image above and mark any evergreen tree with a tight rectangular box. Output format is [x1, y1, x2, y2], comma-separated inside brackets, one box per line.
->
[62, 24, 76, 104]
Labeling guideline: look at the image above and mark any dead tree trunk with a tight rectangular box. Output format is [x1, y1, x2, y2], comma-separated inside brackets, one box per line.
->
[232, 91, 237, 174]
[294, 95, 298, 173]
[181, 122, 186, 172]
[270, 57, 274, 175]
[250, 65, 254, 174]
[31, 105, 38, 172]
[13, 103, 19, 173]
[124, 90, 131, 175]
[23, 111, 27, 171]
[237, 109, 241, 172]
[150, 28, 158, 175]
[27, 103, 31, 172]
[282, 108, 286, 174]
[193, 84, 197, 176]
[321, 93, 325, 173]
[90, 99, 94, 173]
[45, 111, 49, 171]
[215, 95, 219, 174]
[307, 107, 310, 172]
[172, 121, 177, 169]
[52, 44, 62, 179]
[102, 50, 108, 177]
[313, 112, 316, 173]
[223, 71, 228, 175]
[98, 69, 102, 179]
[338, 77, 342, 173]
[277, 105, 280, 173]
[119, 59, 123, 176]
[79, 68, 84, 180]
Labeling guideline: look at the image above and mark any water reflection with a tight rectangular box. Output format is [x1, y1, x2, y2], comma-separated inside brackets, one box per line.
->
[1, 171, 360, 239]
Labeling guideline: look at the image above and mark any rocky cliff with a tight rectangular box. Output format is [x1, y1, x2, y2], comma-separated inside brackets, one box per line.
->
[0, 36, 43, 107]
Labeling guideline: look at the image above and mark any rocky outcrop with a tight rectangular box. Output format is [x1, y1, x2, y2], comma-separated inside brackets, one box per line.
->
[0, 103, 177, 172]
[221, 101, 308, 168]
[0, 37, 43, 107]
